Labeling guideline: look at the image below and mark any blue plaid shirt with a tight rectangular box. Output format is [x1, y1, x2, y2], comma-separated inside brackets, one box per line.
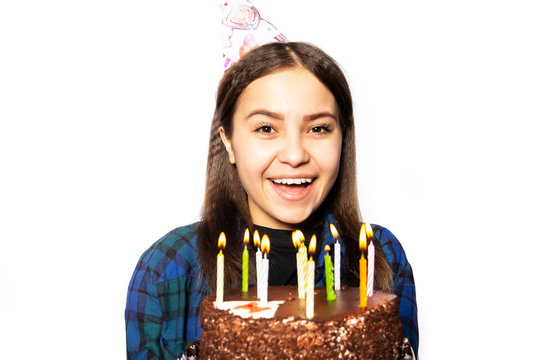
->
[125, 213, 418, 359]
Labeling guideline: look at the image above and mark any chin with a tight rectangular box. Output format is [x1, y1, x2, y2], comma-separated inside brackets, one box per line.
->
[274, 209, 313, 228]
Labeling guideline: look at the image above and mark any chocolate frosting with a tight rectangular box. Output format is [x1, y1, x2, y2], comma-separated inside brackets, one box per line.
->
[200, 286, 406, 359]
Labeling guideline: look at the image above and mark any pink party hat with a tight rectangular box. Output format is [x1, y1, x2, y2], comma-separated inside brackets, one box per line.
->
[220, 0, 287, 69]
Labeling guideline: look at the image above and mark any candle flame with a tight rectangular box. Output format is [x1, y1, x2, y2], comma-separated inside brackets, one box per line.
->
[308, 235, 317, 255]
[365, 222, 373, 242]
[253, 230, 261, 248]
[218, 232, 226, 249]
[324, 244, 331, 252]
[297, 230, 305, 244]
[359, 224, 367, 251]
[261, 234, 270, 254]
[292, 230, 300, 249]
[329, 223, 339, 240]
[243, 228, 250, 244]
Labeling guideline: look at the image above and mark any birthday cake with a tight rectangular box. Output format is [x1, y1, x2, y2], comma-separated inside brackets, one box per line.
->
[199, 285, 409, 359]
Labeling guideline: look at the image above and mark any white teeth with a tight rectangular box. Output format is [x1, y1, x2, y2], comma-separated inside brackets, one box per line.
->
[272, 178, 313, 185]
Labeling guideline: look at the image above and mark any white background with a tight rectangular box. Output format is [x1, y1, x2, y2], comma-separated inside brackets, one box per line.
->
[1, 1, 539, 359]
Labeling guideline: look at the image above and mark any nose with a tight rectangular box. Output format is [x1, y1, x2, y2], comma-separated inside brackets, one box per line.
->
[277, 133, 310, 167]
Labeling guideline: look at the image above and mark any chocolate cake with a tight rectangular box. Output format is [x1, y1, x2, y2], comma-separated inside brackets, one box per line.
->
[199, 286, 407, 359]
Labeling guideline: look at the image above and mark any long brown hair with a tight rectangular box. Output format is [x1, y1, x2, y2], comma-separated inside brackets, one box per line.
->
[198, 42, 393, 292]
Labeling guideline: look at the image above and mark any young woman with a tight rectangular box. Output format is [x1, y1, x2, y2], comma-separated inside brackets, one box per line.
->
[125, 42, 418, 359]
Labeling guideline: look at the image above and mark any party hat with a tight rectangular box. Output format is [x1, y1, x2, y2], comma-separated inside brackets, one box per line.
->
[220, 0, 287, 69]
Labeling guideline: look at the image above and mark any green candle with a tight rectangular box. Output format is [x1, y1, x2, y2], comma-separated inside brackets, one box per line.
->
[324, 245, 337, 301]
[242, 229, 249, 292]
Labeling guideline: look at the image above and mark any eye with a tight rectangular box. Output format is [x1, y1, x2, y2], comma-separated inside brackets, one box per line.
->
[309, 125, 332, 134]
[255, 124, 275, 134]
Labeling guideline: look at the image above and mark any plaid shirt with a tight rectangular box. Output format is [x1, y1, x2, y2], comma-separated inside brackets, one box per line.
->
[125, 213, 418, 359]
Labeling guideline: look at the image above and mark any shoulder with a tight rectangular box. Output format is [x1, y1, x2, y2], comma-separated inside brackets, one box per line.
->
[137, 222, 201, 284]
[372, 225, 418, 354]
[371, 224, 410, 273]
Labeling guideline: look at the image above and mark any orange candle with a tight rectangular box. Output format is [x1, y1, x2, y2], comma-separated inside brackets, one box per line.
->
[359, 224, 367, 309]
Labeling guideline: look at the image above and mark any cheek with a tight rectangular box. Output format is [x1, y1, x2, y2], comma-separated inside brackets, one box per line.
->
[315, 140, 342, 179]
[233, 140, 275, 180]
[326, 152, 342, 182]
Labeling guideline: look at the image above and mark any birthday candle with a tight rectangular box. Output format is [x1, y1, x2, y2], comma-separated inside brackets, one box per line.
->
[253, 230, 262, 299]
[260, 234, 270, 304]
[306, 235, 316, 318]
[329, 224, 341, 291]
[297, 231, 308, 299]
[324, 245, 336, 301]
[216, 232, 226, 305]
[260, 256, 269, 304]
[299, 248, 308, 299]
[365, 223, 375, 297]
[242, 228, 249, 293]
[292, 231, 302, 298]
[359, 224, 367, 309]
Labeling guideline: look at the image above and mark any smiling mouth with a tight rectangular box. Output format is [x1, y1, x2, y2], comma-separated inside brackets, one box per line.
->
[270, 178, 313, 187]
[268, 178, 314, 201]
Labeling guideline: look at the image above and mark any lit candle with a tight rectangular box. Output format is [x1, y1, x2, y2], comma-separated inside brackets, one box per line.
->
[297, 231, 308, 299]
[329, 223, 341, 291]
[253, 230, 262, 299]
[216, 232, 226, 305]
[260, 234, 270, 304]
[242, 228, 249, 293]
[359, 224, 367, 309]
[365, 223, 375, 297]
[291, 231, 301, 298]
[324, 245, 337, 301]
[306, 235, 316, 318]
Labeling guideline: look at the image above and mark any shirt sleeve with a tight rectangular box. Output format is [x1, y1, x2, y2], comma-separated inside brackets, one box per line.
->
[378, 226, 419, 357]
[125, 254, 165, 359]
[125, 225, 205, 359]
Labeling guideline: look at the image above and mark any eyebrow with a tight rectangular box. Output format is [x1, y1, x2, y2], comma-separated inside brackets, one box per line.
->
[247, 110, 284, 120]
[246, 109, 337, 121]
[307, 112, 338, 121]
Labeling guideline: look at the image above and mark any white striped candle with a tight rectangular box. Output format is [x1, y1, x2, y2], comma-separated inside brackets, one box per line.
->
[298, 244, 308, 299]
[216, 232, 226, 304]
[329, 224, 341, 291]
[306, 235, 317, 318]
[366, 223, 375, 297]
[367, 240, 375, 297]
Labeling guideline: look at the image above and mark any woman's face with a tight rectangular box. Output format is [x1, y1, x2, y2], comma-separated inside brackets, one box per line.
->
[220, 67, 342, 230]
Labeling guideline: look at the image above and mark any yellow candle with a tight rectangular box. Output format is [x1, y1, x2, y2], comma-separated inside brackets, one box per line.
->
[298, 231, 308, 299]
[359, 224, 367, 309]
[216, 232, 226, 305]
[292, 231, 301, 297]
